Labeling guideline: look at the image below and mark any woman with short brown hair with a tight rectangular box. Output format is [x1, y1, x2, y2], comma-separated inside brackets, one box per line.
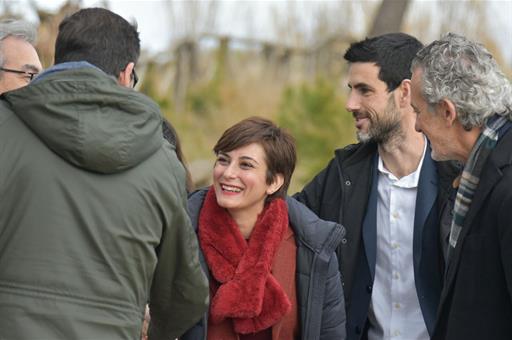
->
[180, 117, 346, 340]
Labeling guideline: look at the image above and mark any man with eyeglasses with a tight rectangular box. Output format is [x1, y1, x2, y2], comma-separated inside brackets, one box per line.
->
[0, 19, 42, 94]
[0, 7, 208, 340]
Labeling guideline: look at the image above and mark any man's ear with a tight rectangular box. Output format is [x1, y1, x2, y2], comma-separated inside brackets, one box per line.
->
[437, 99, 458, 126]
[266, 174, 284, 196]
[397, 79, 411, 109]
[118, 62, 135, 88]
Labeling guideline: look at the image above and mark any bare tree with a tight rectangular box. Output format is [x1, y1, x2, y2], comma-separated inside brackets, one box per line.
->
[164, 0, 219, 112]
[165, 0, 218, 44]
[405, 0, 507, 67]
[369, 0, 411, 37]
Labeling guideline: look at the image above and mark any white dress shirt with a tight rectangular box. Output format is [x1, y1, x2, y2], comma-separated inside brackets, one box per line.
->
[368, 139, 429, 340]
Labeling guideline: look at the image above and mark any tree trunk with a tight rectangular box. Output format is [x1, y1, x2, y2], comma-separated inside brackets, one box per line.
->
[369, 0, 411, 37]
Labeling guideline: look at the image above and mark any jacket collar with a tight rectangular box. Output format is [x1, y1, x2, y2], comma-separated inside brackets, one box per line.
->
[413, 144, 438, 267]
[32, 61, 103, 84]
[443, 128, 512, 288]
[188, 188, 345, 256]
[335, 142, 377, 170]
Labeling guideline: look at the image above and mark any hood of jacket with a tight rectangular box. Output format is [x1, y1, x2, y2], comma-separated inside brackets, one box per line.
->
[3, 67, 163, 174]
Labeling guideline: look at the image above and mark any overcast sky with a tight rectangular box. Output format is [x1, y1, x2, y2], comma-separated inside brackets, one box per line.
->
[10, 0, 512, 64]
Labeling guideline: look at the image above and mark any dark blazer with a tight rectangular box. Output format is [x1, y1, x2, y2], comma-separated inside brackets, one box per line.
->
[181, 189, 347, 340]
[295, 142, 458, 340]
[433, 128, 512, 339]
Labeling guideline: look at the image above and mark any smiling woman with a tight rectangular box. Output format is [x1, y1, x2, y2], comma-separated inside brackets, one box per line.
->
[213, 143, 284, 238]
[211, 117, 295, 237]
[180, 116, 347, 340]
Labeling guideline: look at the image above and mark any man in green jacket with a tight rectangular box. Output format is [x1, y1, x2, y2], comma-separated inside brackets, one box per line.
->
[0, 7, 208, 339]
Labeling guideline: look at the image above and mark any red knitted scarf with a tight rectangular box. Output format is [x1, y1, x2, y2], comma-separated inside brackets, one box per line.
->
[198, 187, 291, 334]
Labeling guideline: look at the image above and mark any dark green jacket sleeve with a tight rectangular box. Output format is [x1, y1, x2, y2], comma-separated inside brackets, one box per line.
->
[148, 153, 209, 339]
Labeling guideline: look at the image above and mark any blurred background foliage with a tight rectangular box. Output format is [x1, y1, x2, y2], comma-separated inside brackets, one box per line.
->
[1, 0, 511, 192]
[278, 78, 353, 184]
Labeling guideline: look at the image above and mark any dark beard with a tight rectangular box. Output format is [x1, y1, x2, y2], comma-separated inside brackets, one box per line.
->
[358, 96, 402, 144]
[368, 117, 402, 144]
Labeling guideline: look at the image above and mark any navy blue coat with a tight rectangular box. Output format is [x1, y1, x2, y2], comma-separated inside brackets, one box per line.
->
[181, 189, 347, 340]
[295, 142, 458, 340]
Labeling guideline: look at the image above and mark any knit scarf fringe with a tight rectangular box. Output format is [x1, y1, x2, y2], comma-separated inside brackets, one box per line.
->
[198, 187, 291, 334]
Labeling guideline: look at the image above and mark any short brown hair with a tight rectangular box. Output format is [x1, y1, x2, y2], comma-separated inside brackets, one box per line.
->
[213, 117, 296, 200]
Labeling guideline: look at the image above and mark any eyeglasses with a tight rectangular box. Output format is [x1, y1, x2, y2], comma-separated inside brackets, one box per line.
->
[0, 67, 39, 81]
[131, 69, 138, 88]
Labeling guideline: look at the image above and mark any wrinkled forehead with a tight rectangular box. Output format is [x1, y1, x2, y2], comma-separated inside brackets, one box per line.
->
[1, 36, 42, 71]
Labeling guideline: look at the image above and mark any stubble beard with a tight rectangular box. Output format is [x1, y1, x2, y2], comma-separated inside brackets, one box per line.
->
[356, 97, 403, 145]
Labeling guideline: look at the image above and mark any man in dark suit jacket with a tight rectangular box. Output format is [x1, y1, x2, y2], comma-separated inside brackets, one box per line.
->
[411, 32, 512, 339]
[295, 33, 458, 340]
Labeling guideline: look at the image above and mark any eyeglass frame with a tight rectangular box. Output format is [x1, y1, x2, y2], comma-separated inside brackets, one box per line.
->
[131, 68, 138, 88]
[0, 67, 39, 81]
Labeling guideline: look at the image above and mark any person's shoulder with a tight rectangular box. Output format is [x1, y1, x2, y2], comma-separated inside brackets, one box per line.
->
[491, 128, 512, 169]
[187, 188, 209, 230]
[492, 139, 512, 190]
[334, 142, 376, 163]
[335, 142, 359, 156]
[151, 141, 188, 179]
[136, 143, 190, 197]
[338, 142, 360, 153]
[188, 188, 208, 206]
[286, 197, 345, 251]
[0, 99, 15, 127]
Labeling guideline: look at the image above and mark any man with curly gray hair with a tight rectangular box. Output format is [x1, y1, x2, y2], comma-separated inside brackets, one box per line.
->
[0, 19, 42, 93]
[411, 32, 512, 339]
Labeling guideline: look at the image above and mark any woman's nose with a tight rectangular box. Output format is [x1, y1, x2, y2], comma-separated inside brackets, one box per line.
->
[222, 163, 238, 178]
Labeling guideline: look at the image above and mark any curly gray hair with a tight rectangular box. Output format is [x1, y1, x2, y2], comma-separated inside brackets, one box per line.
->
[411, 32, 512, 130]
[0, 19, 38, 68]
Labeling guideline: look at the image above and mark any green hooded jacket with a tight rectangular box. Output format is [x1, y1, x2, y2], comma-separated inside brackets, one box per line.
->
[0, 66, 208, 339]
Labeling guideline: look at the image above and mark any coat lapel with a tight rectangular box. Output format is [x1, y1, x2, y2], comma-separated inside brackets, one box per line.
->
[413, 148, 438, 270]
[363, 148, 438, 280]
[443, 159, 502, 288]
[362, 155, 379, 279]
[441, 129, 511, 302]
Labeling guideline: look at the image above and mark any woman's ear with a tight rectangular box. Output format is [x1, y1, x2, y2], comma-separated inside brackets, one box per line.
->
[267, 174, 284, 196]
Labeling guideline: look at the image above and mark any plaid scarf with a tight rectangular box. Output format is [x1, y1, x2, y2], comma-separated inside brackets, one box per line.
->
[449, 115, 509, 250]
